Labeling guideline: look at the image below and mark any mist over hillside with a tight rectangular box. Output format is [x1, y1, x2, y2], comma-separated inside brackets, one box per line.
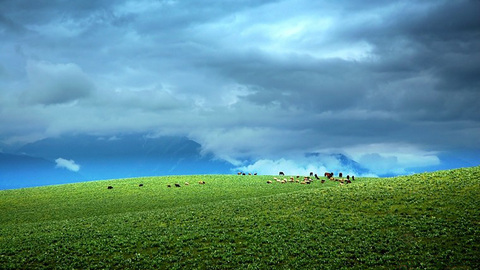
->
[2, 133, 477, 189]
[1, 135, 234, 189]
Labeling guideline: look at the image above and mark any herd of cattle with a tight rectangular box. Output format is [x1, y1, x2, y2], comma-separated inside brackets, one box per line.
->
[106, 171, 355, 189]
[268, 171, 355, 185]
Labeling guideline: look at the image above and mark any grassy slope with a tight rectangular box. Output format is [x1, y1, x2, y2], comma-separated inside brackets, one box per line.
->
[1, 167, 479, 269]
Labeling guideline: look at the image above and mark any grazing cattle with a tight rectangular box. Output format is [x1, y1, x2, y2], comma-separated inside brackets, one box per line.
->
[339, 172, 343, 178]
[346, 175, 350, 180]
[296, 175, 300, 179]
[107, 186, 113, 189]
[346, 180, 352, 184]
[352, 176, 355, 181]
[314, 174, 319, 179]
[139, 184, 144, 187]
[198, 181, 206, 184]
[185, 182, 189, 186]
[267, 180, 272, 184]
[279, 171, 285, 176]
[167, 184, 171, 188]
[310, 172, 314, 176]
[242, 173, 246, 175]
[237, 172, 242, 175]
[321, 179, 326, 184]
[174, 183, 181, 187]
[248, 173, 252, 175]
[254, 173, 257, 175]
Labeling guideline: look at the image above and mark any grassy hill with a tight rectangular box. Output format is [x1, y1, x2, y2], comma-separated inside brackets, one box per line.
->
[1, 167, 479, 269]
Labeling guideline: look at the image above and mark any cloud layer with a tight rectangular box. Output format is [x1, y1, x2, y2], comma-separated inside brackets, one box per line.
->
[1, 0, 479, 175]
[55, 158, 80, 172]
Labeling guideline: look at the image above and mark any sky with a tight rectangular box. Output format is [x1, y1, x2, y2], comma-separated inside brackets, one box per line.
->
[1, 0, 480, 178]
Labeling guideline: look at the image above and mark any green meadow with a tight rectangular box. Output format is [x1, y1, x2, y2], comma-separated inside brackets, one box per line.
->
[1, 167, 479, 269]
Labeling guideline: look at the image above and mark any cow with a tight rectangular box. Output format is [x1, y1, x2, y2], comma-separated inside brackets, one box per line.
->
[352, 176, 355, 181]
[347, 175, 350, 180]
[185, 182, 189, 186]
[310, 172, 314, 176]
[267, 180, 272, 184]
[314, 174, 319, 179]
[279, 171, 285, 176]
[139, 184, 144, 187]
[321, 179, 326, 184]
[107, 186, 113, 189]
[339, 172, 343, 178]
[237, 172, 242, 175]
[198, 181, 206, 184]
[167, 184, 171, 188]
[174, 183, 181, 187]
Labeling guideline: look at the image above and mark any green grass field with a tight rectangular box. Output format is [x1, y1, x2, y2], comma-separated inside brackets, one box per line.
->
[1, 167, 479, 269]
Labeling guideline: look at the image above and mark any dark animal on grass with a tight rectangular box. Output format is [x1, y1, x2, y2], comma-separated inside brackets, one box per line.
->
[310, 172, 314, 176]
[279, 171, 285, 176]
[267, 180, 272, 184]
[352, 176, 355, 181]
[198, 181, 206, 184]
[339, 172, 343, 178]
[254, 173, 257, 175]
[167, 184, 171, 188]
[347, 175, 350, 180]
[321, 179, 326, 184]
[174, 184, 181, 187]
[139, 184, 144, 187]
[238, 172, 242, 175]
[314, 174, 319, 179]
[242, 173, 246, 175]
[107, 186, 113, 189]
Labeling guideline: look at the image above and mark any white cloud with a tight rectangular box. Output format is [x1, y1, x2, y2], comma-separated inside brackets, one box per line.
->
[235, 156, 361, 177]
[55, 158, 80, 172]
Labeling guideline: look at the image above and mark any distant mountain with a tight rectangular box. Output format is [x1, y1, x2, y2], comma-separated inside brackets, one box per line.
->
[13, 134, 234, 185]
[305, 152, 370, 176]
[0, 153, 86, 189]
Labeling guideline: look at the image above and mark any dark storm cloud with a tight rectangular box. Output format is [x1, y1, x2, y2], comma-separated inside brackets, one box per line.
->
[20, 61, 94, 105]
[0, 0, 479, 175]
